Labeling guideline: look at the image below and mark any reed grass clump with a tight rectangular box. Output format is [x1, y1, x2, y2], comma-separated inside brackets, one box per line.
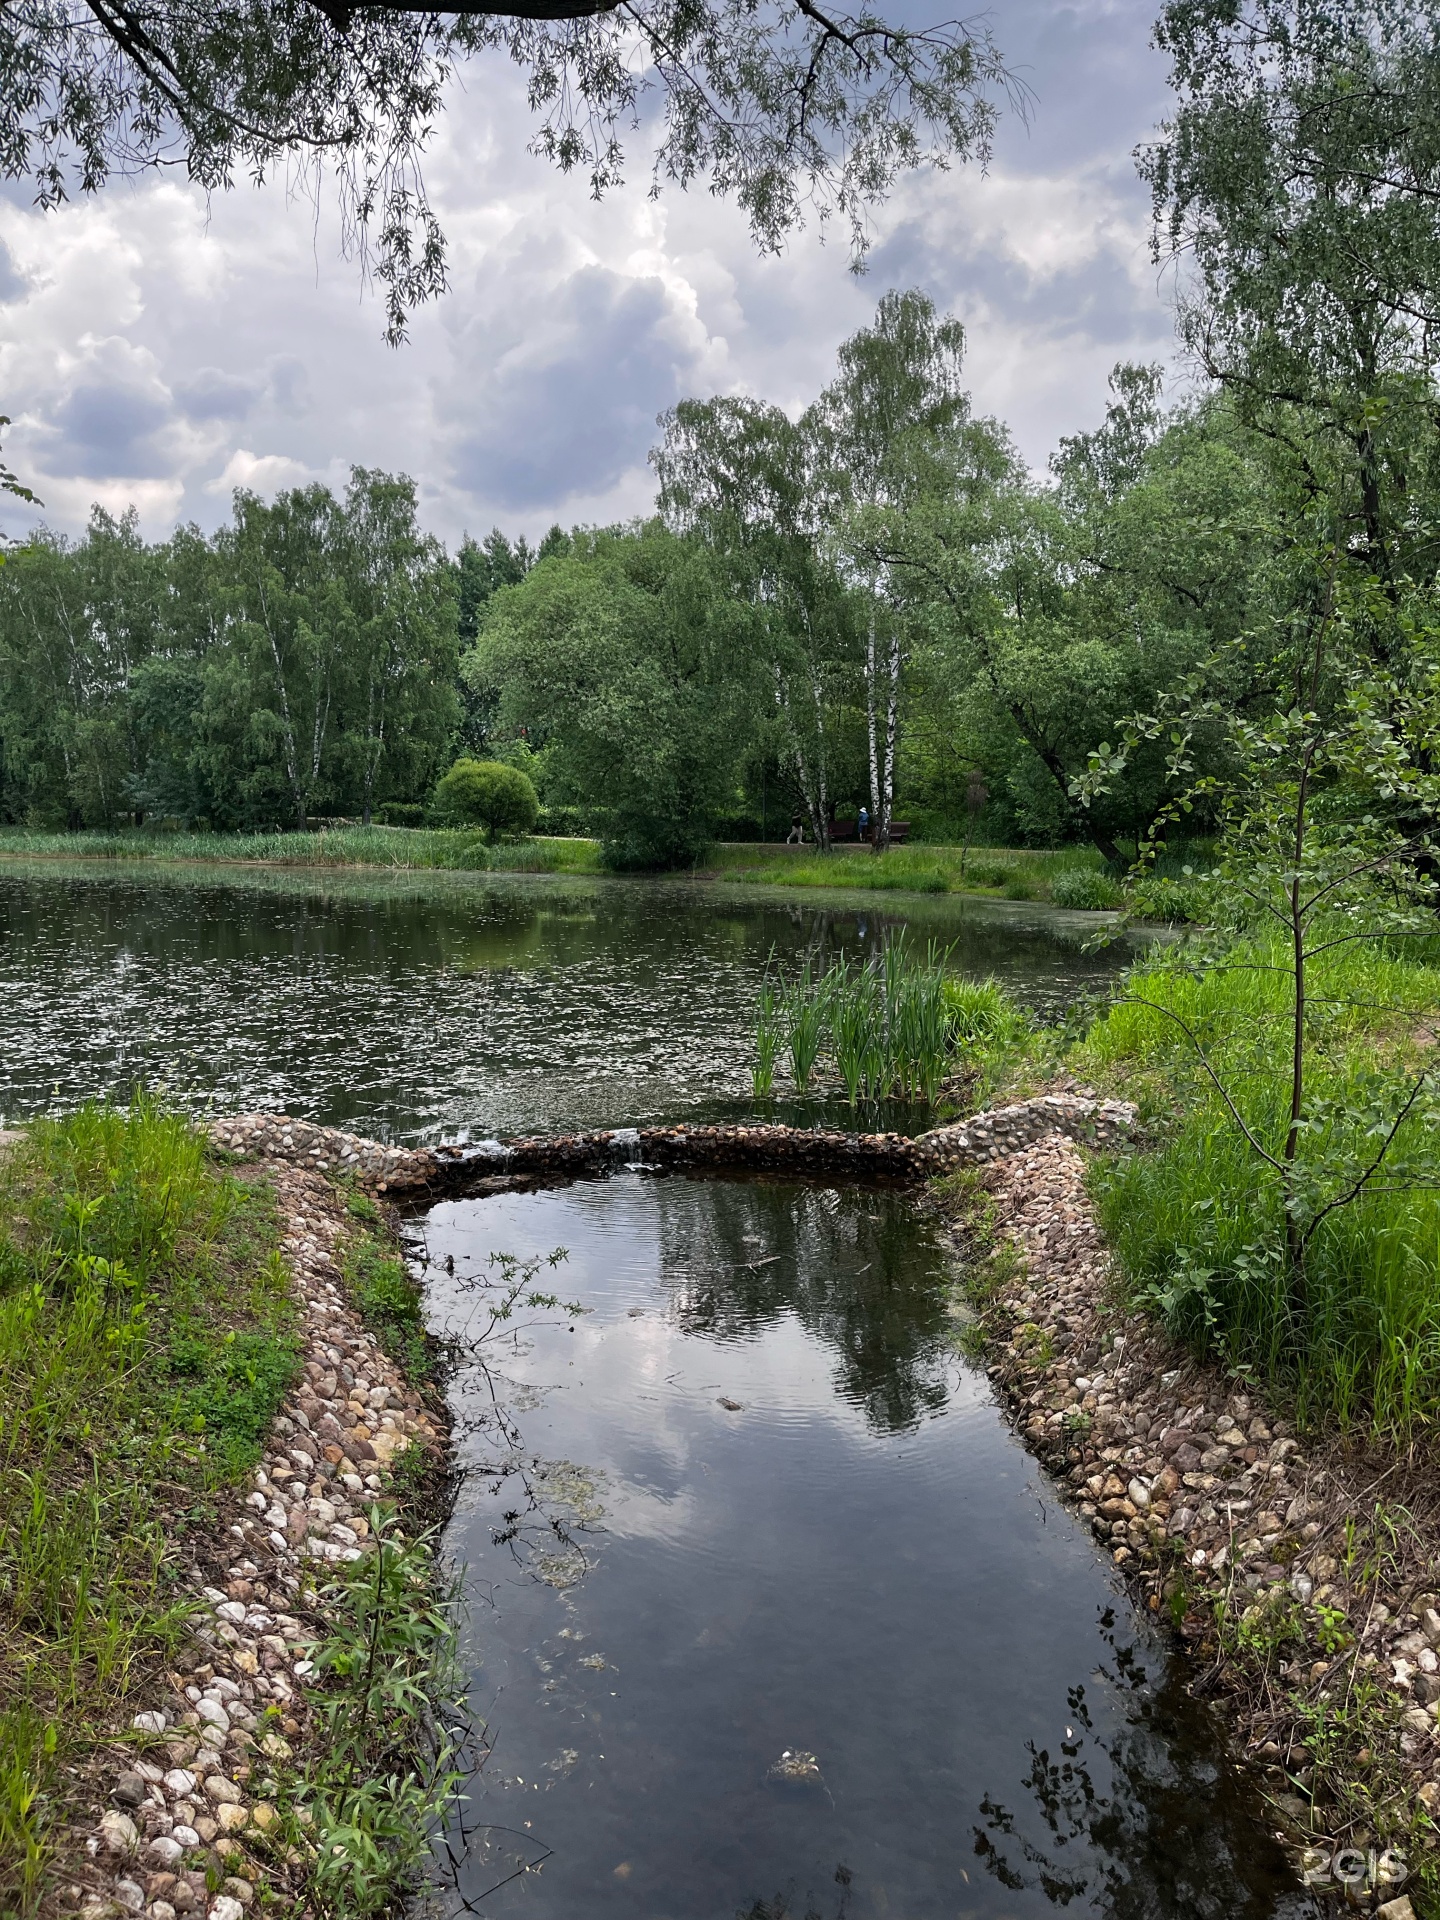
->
[0, 825, 602, 875]
[751, 939, 1024, 1107]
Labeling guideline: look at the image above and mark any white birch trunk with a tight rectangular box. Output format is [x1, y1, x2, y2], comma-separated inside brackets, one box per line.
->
[865, 612, 880, 840]
[878, 624, 900, 850]
[257, 580, 304, 827]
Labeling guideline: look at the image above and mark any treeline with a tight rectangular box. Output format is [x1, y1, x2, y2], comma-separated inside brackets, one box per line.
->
[0, 300, 1259, 865]
[0, 471, 464, 831]
[6, 253, 1440, 873]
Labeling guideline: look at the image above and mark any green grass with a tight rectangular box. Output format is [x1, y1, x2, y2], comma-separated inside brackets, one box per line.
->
[709, 839, 1216, 913]
[711, 840, 1104, 898]
[1075, 939, 1440, 1436]
[340, 1195, 433, 1384]
[0, 825, 602, 875]
[0, 825, 1212, 913]
[0, 1099, 296, 1914]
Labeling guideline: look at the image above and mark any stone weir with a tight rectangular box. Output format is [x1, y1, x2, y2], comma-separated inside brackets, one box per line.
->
[208, 1092, 1137, 1196]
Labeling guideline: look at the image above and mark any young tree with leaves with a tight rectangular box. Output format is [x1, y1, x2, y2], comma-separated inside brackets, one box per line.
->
[466, 522, 761, 866]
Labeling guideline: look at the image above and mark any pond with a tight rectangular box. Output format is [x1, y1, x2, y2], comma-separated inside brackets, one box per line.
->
[5, 855, 1307, 1914]
[0, 861, 1139, 1139]
[418, 1172, 1318, 1920]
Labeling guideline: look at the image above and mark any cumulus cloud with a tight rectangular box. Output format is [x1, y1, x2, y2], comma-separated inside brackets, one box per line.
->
[0, 0, 1178, 545]
[442, 262, 715, 510]
[37, 338, 177, 481]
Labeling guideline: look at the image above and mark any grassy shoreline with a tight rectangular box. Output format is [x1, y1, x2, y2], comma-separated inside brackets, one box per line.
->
[939, 1139, 1440, 1913]
[0, 1103, 297, 1911]
[0, 1107, 461, 1920]
[0, 826, 1209, 915]
[0, 825, 601, 877]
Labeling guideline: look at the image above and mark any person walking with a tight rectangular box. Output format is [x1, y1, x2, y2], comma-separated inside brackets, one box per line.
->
[786, 815, 805, 845]
[857, 805, 869, 842]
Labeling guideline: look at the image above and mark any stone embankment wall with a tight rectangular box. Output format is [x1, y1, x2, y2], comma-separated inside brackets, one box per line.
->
[208, 1092, 1138, 1194]
[81, 1162, 446, 1920]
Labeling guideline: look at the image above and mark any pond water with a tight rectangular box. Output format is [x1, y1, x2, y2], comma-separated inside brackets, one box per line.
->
[420, 1173, 1317, 1920]
[0, 861, 1137, 1140]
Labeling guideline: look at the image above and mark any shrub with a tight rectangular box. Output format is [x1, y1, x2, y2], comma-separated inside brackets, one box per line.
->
[433, 759, 539, 837]
[1124, 872, 1212, 923]
[374, 801, 429, 828]
[1050, 866, 1124, 910]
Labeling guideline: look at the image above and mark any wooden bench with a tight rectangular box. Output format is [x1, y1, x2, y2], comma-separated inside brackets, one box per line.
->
[830, 818, 911, 845]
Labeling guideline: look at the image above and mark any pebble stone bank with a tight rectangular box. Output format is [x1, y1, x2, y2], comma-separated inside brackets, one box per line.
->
[77, 1157, 444, 1920]
[941, 1131, 1437, 1918]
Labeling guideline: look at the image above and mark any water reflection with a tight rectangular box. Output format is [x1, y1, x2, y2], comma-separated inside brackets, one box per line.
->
[0, 861, 1135, 1139]
[655, 1175, 955, 1432]
[974, 1616, 1318, 1918]
[422, 1174, 1309, 1919]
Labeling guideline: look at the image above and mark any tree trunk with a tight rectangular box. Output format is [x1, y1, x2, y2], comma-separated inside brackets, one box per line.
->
[808, 662, 830, 850]
[258, 585, 305, 830]
[1281, 745, 1315, 1324]
[875, 624, 900, 852]
[865, 612, 880, 835]
[775, 667, 826, 849]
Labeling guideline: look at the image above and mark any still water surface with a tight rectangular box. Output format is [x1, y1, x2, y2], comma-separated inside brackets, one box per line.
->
[421, 1174, 1317, 1920]
[0, 861, 1135, 1138]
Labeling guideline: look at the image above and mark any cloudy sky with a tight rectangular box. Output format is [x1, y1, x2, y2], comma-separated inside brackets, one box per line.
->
[0, 0, 1178, 552]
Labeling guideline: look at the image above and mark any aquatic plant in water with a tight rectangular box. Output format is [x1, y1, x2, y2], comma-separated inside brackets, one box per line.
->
[754, 934, 967, 1107]
[753, 977, 782, 1098]
[784, 960, 829, 1094]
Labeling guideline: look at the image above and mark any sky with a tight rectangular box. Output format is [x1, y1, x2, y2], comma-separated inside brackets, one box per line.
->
[0, 0, 1179, 552]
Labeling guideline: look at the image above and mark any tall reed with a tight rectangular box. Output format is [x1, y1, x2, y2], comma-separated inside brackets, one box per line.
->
[753, 934, 972, 1107]
[753, 976, 783, 1098]
[784, 960, 830, 1094]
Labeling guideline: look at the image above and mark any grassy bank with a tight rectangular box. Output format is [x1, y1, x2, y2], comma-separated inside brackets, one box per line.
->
[1071, 938, 1440, 1437]
[0, 1101, 297, 1911]
[0, 826, 1215, 913]
[0, 825, 601, 875]
[710, 840, 1210, 916]
[0, 1105, 465, 1918]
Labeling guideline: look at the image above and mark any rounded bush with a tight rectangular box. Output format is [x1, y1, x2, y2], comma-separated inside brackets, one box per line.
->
[1050, 865, 1124, 910]
[433, 758, 539, 837]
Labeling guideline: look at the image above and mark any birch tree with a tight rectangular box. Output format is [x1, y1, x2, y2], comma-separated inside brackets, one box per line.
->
[813, 289, 977, 849]
[655, 395, 857, 847]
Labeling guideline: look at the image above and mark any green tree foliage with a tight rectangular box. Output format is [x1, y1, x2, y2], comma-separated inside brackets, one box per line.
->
[1144, 0, 1440, 596]
[466, 524, 760, 867]
[0, 471, 458, 829]
[656, 395, 866, 846]
[433, 756, 539, 836]
[455, 530, 533, 755]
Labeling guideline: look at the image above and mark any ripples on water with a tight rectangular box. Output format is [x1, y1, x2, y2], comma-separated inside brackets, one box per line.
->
[0, 862, 1136, 1139]
[419, 1174, 1317, 1920]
